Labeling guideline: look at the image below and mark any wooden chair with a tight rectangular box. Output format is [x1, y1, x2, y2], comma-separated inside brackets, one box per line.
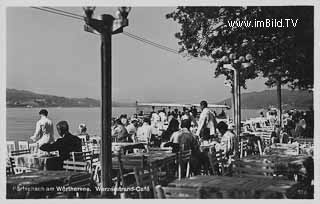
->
[63, 160, 91, 172]
[18, 141, 29, 150]
[6, 157, 15, 175]
[11, 149, 31, 156]
[177, 150, 191, 179]
[232, 159, 275, 178]
[29, 143, 39, 154]
[146, 155, 176, 186]
[134, 165, 159, 198]
[7, 157, 33, 175]
[112, 153, 147, 198]
[239, 139, 248, 158]
[59, 160, 92, 198]
[148, 147, 172, 152]
[208, 148, 228, 176]
[70, 151, 94, 173]
[155, 185, 202, 199]
[7, 141, 16, 155]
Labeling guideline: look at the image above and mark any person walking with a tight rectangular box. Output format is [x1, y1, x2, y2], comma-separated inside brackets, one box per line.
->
[196, 100, 218, 141]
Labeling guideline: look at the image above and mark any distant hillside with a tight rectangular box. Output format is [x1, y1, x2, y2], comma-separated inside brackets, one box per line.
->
[217, 89, 313, 110]
[6, 89, 134, 108]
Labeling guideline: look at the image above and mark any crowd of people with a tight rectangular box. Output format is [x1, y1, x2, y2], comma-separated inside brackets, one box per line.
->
[28, 102, 313, 173]
[111, 100, 238, 174]
[267, 108, 314, 143]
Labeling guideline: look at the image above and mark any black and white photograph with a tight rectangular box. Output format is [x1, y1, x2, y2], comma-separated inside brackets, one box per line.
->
[1, 0, 319, 200]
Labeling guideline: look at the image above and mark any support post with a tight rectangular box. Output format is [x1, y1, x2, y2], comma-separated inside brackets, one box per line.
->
[237, 69, 241, 135]
[277, 78, 282, 127]
[234, 69, 239, 137]
[100, 14, 114, 196]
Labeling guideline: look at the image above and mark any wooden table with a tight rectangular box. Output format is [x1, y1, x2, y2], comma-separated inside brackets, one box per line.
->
[112, 142, 145, 153]
[7, 170, 91, 199]
[112, 151, 176, 169]
[168, 175, 297, 198]
[11, 154, 59, 171]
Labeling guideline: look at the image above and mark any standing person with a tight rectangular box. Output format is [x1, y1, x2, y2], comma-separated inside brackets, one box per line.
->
[30, 109, 55, 147]
[196, 100, 218, 141]
[40, 121, 82, 169]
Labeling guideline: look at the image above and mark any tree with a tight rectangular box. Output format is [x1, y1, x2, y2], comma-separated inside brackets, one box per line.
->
[167, 6, 314, 125]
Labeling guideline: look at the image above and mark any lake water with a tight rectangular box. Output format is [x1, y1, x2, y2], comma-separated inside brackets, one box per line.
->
[6, 107, 260, 143]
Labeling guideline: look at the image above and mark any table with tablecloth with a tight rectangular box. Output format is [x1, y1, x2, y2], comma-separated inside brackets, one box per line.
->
[11, 154, 60, 171]
[167, 175, 297, 198]
[7, 170, 91, 199]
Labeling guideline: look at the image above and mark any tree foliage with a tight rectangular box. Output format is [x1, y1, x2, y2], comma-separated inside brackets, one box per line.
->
[166, 6, 313, 90]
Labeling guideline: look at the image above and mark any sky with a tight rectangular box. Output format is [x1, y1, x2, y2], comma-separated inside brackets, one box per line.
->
[6, 7, 273, 104]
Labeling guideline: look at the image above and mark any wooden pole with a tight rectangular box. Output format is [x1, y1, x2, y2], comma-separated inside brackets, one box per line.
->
[277, 78, 282, 127]
[231, 84, 235, 125]
[237, 70, 241, 132]
[100, 14, 114, 196]
[234, 69, 240, 137]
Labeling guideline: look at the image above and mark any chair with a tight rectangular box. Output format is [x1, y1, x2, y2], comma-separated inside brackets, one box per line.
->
[63, 160, 91, 172]
[134, 165, 159, 198]
[7, 141, 16, 155]
[70, 151, 94, 173]
[11, 149, 31, 156]
[148, 147, 172, 152]
[155, 185, 202, 199]
[6, 157, 15, 175]
[239, 139, 248, 158]
[232, 159, 275, 178]
[208, 148, 228, 176]
[177, 150, 191, 179]
[7, 157, 32, 175]
[29, 143, 39, 154]
[59, 160, 92, 198]
[18, 141, 29, 150]
[112, 153, 147, 198]
[151, 155, 177, 185]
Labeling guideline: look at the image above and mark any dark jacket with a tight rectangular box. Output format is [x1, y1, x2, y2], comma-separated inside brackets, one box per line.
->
[40, 132, 82, 161]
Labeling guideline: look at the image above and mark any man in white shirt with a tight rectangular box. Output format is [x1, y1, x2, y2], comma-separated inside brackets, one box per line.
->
[30, 109, 55, 147]
[126, 119, 138, 142]
[216, 121, 238, 157]
[196, 100, 217, 140]
[136, 117, 152, 144]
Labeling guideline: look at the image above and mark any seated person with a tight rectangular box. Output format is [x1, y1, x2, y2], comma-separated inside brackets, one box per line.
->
[169, 119, 201, 175]
[170, 119, 199, 153]
[216, 121, 238, 157]
[78, 123, 90, 142]
[40, 121, 82, 170]
[112, 118, 132, 142]
[136, 117, 152, 144]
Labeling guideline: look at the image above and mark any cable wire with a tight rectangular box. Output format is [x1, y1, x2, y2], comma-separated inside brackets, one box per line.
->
[30, 7, 83, 20]
[30, 6, 211, 63]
